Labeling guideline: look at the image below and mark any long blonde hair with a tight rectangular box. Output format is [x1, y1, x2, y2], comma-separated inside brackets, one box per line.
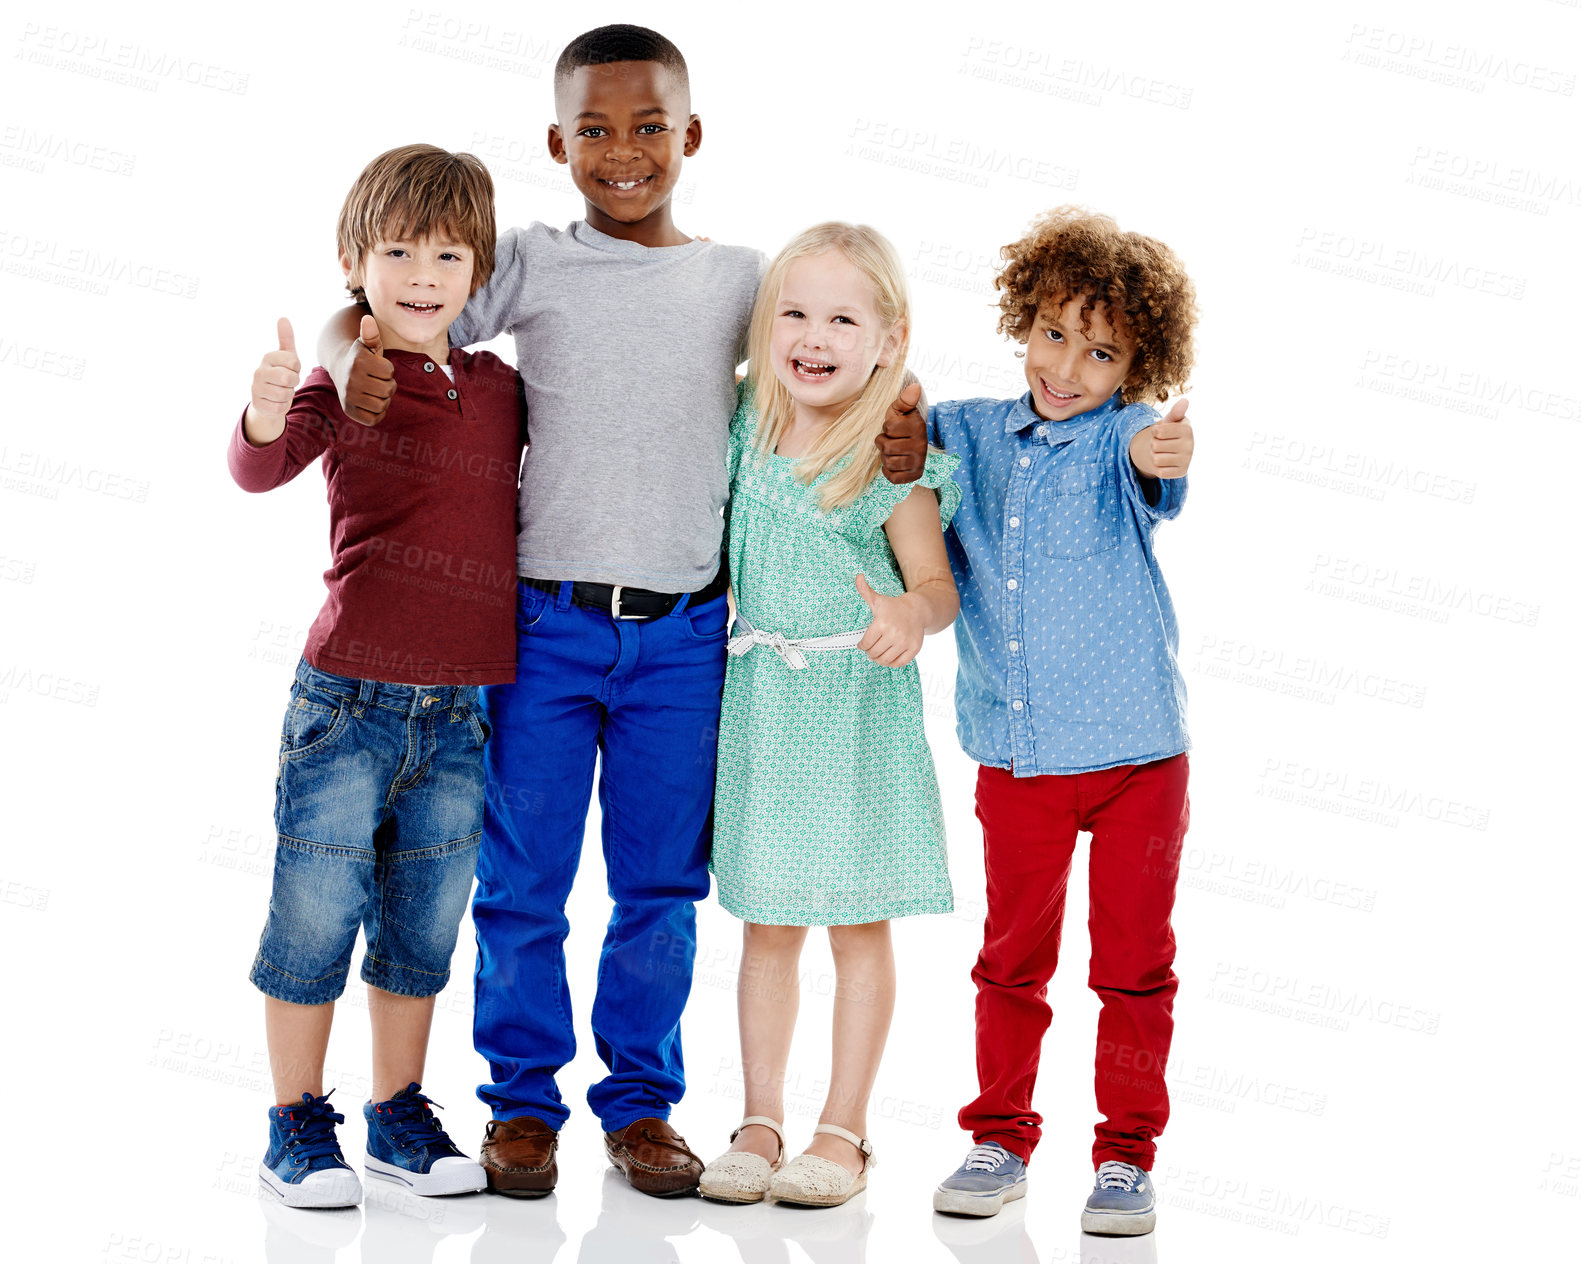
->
[746, 223, 911, 511]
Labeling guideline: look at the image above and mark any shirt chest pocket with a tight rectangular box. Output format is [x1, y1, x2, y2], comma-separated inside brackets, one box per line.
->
[1042, 462, 1121, 560]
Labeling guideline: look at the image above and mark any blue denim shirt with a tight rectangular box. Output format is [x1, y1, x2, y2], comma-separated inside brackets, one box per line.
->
[929, 391, 1189, 776]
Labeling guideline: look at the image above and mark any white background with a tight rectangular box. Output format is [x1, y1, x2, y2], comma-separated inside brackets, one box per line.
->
[2, 1, 1577, 1261]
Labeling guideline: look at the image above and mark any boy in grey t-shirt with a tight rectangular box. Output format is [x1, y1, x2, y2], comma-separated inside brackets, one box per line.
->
[317, 24, 927, 1199]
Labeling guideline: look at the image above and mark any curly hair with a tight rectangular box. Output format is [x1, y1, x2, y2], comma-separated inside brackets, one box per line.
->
[995, 206, 1196, 404]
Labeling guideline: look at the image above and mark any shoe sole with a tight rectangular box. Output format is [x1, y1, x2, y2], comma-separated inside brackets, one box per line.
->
[933, 1178, 1028, 1218]
[1081, 1207, 1156, 1235]
[699, 1184, 767, 1204]
[485, 1181, 555, 1199]
[259, 1162, 363, 1208]
[365, 1155, 487, 1196]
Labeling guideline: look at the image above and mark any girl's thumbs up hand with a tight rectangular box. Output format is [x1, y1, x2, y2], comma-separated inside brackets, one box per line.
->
[854, 574, 925, 668]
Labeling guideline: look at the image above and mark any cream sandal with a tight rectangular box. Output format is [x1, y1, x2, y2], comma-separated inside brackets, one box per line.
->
[698, 1116, 786, 1204]
[767, 1123, 873, 1208]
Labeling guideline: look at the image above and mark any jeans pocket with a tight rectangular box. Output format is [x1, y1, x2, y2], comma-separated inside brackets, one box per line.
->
[517, 582, 550, 633]
[279, 692, 350, 762]
[454, 704, 492, 748]
[1043, 463, 1121, 560]
[682, 594, 730, 642]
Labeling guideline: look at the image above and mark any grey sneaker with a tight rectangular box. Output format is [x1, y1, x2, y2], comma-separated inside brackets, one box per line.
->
[932, 1142, 1028, 1217]
[1081, 1160, 1156, 1235]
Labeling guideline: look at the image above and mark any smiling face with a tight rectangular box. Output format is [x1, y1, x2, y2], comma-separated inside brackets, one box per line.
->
[342, 234, 474, 359]
[1023, 295, 1137, 421]
[549, 60, 699, 245]
[768, 250, 905, 429]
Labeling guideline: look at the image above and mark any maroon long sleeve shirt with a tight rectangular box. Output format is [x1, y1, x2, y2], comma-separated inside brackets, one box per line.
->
[228, 347, 525, 686]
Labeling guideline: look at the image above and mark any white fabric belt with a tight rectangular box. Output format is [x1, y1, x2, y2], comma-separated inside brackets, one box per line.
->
[726, 613, 867, 669]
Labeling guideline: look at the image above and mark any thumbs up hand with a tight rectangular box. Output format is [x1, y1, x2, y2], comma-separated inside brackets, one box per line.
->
[341, 313, 397, 426]
[244, 317, 301, 445]
[251, 317, 300, 419]
[1129, 398, 1193, 479]
[875, 379, 928, 484]
[854, 573, 926, 668]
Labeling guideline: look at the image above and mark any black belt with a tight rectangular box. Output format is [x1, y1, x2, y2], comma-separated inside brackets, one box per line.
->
[520, 565, 729, 620]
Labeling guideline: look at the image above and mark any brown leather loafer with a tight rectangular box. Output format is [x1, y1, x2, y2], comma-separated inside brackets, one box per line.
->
[604, 1117, 703, 1197]
[480, 1116, 558, 1198]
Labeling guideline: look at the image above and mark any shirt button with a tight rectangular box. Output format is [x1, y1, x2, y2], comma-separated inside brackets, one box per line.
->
[1037, 425, 1047, 436]
[1019, 456, 1031, 468]
[1006, 579, 1018, 590]
[1008, 640, 1020, 653]
[447, 388, 458, 400]
[423, 362, 435, 373]
[1009, 516, 1020, 529]
[1012, 700, 1024, 711]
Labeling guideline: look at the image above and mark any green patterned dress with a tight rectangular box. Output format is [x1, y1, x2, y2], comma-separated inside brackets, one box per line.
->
[710, 388, 962, 926]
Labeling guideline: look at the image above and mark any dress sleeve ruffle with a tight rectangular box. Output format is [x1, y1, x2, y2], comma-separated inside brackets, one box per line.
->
[832, 447, 962, 541]
[728, 379, 757, 482]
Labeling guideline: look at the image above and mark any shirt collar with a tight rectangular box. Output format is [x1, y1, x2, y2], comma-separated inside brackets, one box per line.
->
[1005, 390, 1123, 443]
[383, 345, 464, 371]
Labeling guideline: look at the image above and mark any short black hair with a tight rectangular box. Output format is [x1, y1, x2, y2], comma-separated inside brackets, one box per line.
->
[555, 24, 689, 89]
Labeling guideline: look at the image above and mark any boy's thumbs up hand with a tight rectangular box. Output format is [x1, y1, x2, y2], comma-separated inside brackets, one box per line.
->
[250, 317, 302, 422]
[341, 314, 396, 426]
[876, 379, 928, 485]
[854, 573, 925, 668]
[1129, 397, 1194, 479]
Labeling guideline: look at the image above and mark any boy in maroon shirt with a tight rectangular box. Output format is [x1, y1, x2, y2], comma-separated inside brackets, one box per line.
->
[229, 144, 524, 1208]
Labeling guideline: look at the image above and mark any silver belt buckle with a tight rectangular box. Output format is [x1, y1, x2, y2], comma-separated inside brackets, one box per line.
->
[610, 585, 642, 620]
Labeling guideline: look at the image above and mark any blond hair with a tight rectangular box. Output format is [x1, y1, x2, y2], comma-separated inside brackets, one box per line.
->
[745, 223, 911, 511]
[336, 144, 497, 303]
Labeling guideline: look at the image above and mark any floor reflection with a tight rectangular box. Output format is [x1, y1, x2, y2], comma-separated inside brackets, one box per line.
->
[258, 1196, 360, 1264]
[360, 1181, 486, 1263]
[577, 1169, 701, 1263]
[470, 1187, 567, 1264]
[932, 1200, 1038, 1264]
[698, 1189, 874, 1264]
[1078, 1229, 1159, 1264]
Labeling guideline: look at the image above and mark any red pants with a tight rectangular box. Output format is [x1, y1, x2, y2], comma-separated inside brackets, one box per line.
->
[959, 755, 1190, 1169]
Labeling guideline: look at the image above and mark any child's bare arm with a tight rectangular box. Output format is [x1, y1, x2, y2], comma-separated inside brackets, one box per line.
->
[1129, 398, 1193, 479]
[244, 318, 300, 446]
[318, 307, 396, 426]
[855, 488, 959, 668]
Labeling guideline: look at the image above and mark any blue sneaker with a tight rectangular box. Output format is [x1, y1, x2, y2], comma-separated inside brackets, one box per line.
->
[932, 1142, 1028, 1217]
[260, 1091, 363, 1208]
[1081, 1160, 1156, 1235]
[364, 1083, 486, 1196]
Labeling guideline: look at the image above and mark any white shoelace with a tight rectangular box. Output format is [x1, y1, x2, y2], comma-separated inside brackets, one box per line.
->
[962, 1144, 1013, 1172]
[1095, 1160, 1143, 1190]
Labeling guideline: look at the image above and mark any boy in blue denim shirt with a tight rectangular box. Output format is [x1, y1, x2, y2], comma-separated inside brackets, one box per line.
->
[929, 208, 1197, 1236]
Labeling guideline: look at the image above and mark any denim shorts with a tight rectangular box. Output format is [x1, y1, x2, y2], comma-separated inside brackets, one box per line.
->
[250, 658, 489, 1005]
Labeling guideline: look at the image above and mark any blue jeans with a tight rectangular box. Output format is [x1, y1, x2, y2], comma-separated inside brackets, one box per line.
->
[251, 660, 487, 1005]
[473, 580, 728, 1132]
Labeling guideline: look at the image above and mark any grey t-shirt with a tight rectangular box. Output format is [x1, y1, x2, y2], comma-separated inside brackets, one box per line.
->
[448, 220, 766, 591]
